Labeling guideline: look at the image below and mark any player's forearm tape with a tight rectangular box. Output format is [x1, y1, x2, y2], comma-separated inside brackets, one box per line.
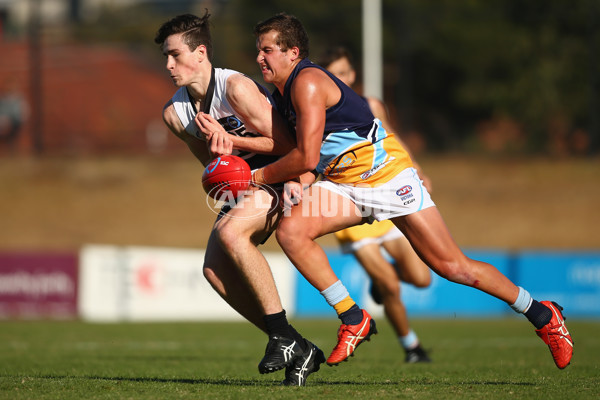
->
[252, 168, 267, 185]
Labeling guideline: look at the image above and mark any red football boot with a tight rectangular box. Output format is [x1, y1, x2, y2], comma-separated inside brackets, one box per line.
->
[535, 301, 573, 369]
[326, 309, 377, 366]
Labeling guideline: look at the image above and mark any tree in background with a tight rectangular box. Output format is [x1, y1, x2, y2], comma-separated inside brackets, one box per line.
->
[387, 0, 598, 155]
[5, 0, 597, 156]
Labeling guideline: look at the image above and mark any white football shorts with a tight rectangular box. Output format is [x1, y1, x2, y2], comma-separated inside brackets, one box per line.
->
[314, 167, 435, 222]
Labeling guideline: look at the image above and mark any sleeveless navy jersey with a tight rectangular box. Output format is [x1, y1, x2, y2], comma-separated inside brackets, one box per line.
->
[272, 59, 376, 140]
[272, 59, 413, 185]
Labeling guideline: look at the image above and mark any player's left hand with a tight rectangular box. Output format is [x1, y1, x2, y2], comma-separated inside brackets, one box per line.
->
[281, 180, 303, 210]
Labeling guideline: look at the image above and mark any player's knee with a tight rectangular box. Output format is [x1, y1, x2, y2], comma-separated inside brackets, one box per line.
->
[433, 259, 470, 285]
[375, 279, 400, 299]
[275, 226, 290, 249]
[400, 260, 432, 288]
[214, 220, 242, 250]
[412, 270, 432, 288]
[275, 219, 295, 249]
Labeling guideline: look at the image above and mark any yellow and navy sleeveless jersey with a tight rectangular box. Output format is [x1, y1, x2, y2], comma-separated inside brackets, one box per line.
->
[273, 59, 413, 185]
[171, 67, 279, 170]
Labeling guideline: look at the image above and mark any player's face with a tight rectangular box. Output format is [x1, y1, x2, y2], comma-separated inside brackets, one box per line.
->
[256, 30, 296, 90]
[162, 33, 199, 87]
[326, 57, 356, 87]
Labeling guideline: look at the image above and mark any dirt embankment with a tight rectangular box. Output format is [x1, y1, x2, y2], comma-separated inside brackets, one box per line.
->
[2, 155, 599, 252]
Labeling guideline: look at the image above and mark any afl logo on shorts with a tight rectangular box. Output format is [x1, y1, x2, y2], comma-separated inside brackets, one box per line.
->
[396, 185, 412, 196]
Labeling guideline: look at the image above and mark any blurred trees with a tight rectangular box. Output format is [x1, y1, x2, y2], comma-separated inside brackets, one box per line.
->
[225, 0, 599, 155]
[22, 0, 600, 155]
[386, 0, 599, 155]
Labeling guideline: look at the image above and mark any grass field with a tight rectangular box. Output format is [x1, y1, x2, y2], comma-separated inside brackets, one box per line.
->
[1, 318, 598, 399]
[1, 156, 599, 399]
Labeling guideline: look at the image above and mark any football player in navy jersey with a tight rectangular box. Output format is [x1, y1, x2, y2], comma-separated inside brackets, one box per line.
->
[249, 13, 572, 369]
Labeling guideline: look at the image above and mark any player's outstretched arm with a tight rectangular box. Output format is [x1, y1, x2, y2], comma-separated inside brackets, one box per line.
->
[253, 69, 330, 185]
[225, 73, 296, 155]
[194, 74, 295, 156]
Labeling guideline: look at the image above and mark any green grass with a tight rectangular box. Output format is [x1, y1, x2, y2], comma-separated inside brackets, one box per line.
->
[0, 318, 598, 399]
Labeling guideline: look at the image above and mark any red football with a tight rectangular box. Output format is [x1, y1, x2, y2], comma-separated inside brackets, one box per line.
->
[202, 155, 251, 200]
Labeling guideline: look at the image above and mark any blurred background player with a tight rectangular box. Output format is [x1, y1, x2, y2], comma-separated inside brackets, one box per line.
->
[155, 12, 324, 386]
[319, 46, 431, 363]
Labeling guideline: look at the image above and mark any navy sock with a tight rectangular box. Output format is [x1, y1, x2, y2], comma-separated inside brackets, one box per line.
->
[339, 304, 364, 325]
[524, 300, 552, 329]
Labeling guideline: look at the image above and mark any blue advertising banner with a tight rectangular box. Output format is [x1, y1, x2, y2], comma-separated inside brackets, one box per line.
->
[516, 251, 600, 317]
[400, 250, 513, 317]
[293, 248, 600, 318]
[294, 251, 369, 317]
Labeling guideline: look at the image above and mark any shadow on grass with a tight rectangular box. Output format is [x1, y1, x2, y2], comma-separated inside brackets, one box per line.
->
[11, 375, 538, 387]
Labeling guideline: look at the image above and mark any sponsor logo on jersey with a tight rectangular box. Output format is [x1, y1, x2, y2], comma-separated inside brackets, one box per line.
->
[326, 151, 357, 177]
[360, 160, 391, 180]
[218, 115, 246, 136]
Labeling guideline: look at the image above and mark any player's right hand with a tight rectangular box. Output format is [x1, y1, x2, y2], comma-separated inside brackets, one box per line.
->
[208, 130, 233, 157]
[281, 180, 303, 210]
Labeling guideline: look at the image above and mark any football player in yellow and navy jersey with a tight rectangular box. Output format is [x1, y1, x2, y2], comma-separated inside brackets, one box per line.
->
[250, 13, 573, 369]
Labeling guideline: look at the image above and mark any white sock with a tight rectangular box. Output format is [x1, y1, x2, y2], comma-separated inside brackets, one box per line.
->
[510, 286, 533, 313]
[320, 280, 349, 307]
[399, 329, 419, 350]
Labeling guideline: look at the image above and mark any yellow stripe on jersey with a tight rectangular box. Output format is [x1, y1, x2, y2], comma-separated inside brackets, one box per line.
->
[323, 135, 413, 185]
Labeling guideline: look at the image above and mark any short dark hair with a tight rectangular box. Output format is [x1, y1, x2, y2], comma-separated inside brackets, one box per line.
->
[254, 13, 309, 59]
[154, 11, 213, 61]
[318, 46, 353, 69]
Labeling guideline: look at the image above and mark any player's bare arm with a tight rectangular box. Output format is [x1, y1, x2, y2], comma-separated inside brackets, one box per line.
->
[256, 68, 336, 185]
[195, 110, 285, 156]
[162, 100, 211, 165]
[194, 74, 295, 156]
[225, 73, 296, 154]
